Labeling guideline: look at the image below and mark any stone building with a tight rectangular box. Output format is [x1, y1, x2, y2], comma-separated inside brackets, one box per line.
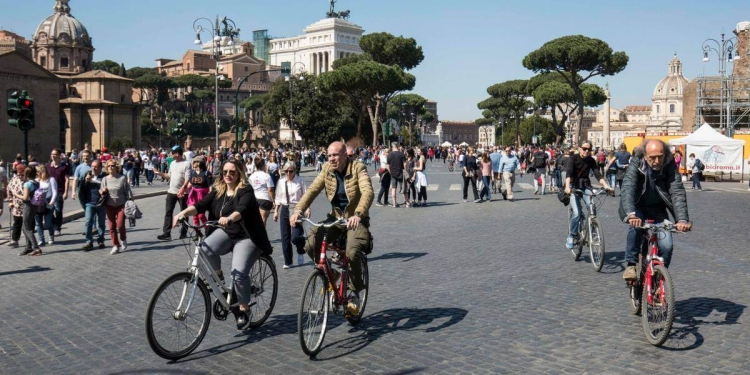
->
[31, 0, 94, 75]
[0, 50, 62, 164]
[441, 121, 479, 144]
[649, 55, 689, 130]
[0, 31, 32, 58]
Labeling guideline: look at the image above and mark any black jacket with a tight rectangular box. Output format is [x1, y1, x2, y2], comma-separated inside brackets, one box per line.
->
[618, 152, 689, 224]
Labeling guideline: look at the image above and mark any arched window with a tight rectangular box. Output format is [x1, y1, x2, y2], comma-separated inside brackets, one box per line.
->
[656, 105, 660, 113]
[669, 104, 675, 113]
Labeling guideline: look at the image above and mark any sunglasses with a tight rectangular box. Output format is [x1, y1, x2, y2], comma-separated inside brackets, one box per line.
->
[222, 170, 238, 176]
[285, 170, 294, 173]
[580, 147, 591, 152]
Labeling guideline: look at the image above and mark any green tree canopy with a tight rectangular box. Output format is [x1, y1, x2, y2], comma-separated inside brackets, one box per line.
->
[479, 79, 531, 145]
[91, 60, 121, 73]
[519, 115, 556, 146]
[522, 35, 628, 144]
[126, 66, 155, 79]
[359, 32, 425, 71]
[133, 73, 175, 106]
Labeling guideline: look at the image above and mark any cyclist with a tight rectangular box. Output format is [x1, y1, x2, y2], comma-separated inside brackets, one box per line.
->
[172, 159, 273, 329]
[564, 140, 614, 251]
[290, 141, 374, 317]
[619, 139, 691, 280]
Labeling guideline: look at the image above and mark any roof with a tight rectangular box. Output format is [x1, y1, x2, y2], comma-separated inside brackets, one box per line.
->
[623, 105, 651, 112]
[59, 98, 119, 105]
[440, 121, 477, 127]
[67, 70, 133, 82]
[0, 50, 60, 80]
[161, 60, 183, 68]
[670, 123, 745, 146]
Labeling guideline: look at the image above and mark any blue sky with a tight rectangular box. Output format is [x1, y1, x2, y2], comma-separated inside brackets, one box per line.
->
[5, 0, 750, 120]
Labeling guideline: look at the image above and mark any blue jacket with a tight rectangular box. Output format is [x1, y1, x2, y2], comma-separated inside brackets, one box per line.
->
[499, 154, 519, 173]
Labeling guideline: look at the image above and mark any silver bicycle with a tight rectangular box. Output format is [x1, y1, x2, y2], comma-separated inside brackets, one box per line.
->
[567, 188, 608, 271]
[145, 219, 278, 360]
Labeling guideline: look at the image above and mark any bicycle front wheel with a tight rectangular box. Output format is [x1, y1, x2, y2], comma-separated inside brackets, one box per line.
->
[298, 270, 330, 357]
[588, 217, 605, 272]
[641, 265, 675, 346]
[246, 255, 278, 328]
[346, 255, 369, 325]
[145, 272, 211, 360]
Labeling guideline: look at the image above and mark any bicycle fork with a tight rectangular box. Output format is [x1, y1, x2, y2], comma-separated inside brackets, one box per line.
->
[644, 236, 665, 305]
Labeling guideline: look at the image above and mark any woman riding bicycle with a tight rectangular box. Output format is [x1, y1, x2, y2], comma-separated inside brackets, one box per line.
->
[172, 159, 273, 329]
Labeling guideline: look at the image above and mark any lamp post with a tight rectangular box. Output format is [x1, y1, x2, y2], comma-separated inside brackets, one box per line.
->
[285, 62, 306, 148]
[193, 16, 240, 151]
[702, 32, 740, 136]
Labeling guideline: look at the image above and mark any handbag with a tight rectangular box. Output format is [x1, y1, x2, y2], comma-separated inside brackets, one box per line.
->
[558, 189, 570, 206]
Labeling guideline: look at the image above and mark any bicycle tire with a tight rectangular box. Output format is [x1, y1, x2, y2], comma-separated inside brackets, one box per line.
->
[641, 265, 675, 346]
[145, 272, 211, 360]
[568, 205, 582, 261]
[246, 255, 278, 328]
[346, 255, 369, 325]
[588, 217, 605, 272]
[298, 270, 330, 357]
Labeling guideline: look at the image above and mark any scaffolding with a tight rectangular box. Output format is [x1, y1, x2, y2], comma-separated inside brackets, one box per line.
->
[252, 30, 271, 63]
[694, 75, 750, 134]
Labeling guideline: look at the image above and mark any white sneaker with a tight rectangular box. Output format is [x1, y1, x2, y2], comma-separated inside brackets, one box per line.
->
[283, 264, 291, 269]
[110, 246, 120, 255]
[54, 230, 61, 236]
[47, 239, 54, 245]
[121, 241, 127, 251]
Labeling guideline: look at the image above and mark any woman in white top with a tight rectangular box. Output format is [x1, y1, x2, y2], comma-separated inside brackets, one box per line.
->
[273, 162, 310, 268]
[143, 151, 155, 186]
[249, 157, 275, 226]
[35, 165, 58, 246]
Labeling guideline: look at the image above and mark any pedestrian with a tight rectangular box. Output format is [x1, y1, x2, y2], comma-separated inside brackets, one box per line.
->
[155, 146, 191, 241]
[46, 149, 71, 237]
[376, 148, 390, 206]
[18, 167, 43, 256]
[249, 157, 275, 227]
[102, 160, 131, 254]
[209, 150, 223, 184]
[687, 153, 704, 191]
[72, 149, 93, 215]
[121, 151, 135, 186]
[0, 158, 6, 228]
[605, 150, 618, 196]
[386, 142, 406, 207]
[6, 165, 27, 248]
[185, 157, 211, 234]
[499, 146, 520, 201]
[462, 147, 480, 203]
[273, 161, 308, 268]
[143, 151, 155, 186]
[34, 165, 57, 246]
[531, 146, 548, 195]
[414, 148, 427, 206]
[403, 149, 416, 207]
[133, 151, 142, 187]
[614, 143, 631, 191]
[81, 160, 107, 251]
[479, 152, 493, 201]
[267, 152, 280, 188]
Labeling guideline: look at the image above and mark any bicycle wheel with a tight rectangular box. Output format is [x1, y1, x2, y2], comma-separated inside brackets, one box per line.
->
[145, 272, 211, 360]
[246, 255, 278, 328]
[588, 217, 605, 272]
[346, 255, 369, 325]
[641, 265, 675, 346]
[298, 270, 330, 357]
[568, 205, 582, 260]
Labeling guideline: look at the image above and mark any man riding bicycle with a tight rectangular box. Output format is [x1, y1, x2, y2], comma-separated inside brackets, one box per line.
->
[564, 141, 614, 250]
[291, 141, 374, 316]
[619, 139, 691, 280]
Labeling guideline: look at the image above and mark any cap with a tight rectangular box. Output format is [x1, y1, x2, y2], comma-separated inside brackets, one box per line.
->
[171, 145, 183, 154]
[102, 147, 108, 152]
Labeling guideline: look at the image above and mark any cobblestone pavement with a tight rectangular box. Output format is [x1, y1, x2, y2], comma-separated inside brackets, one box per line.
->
[0, 161, 749, 374]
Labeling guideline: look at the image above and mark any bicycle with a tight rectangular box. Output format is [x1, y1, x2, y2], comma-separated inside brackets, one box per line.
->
[145, 219, 279, 360]
[566, 188, 608, 271]
[627, 220, 679, 346]
[296, 215, 369, 357]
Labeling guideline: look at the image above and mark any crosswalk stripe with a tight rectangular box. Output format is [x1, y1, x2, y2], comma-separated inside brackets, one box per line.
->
[449, 184, 462, 191]
[427, 184, 439, 191]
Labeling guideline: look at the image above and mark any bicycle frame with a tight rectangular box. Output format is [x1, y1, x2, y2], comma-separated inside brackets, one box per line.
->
[643, 227, 666, 306]
[317, 230, 351, 307]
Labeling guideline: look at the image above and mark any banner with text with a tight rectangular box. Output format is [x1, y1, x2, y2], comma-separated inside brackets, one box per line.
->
[688, 144, 744, 173]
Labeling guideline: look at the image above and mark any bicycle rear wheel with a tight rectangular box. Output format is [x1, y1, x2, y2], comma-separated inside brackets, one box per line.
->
[568, 205, 582, 260]
[145, 272, 211, 360]
[346, 255, 369, 325]
[246, 255, 278, 328]
[629, 258, 644, 315]
[641, 265, 675, 346]
[588, 217, 605, 272]
[298, 270, 330, 357]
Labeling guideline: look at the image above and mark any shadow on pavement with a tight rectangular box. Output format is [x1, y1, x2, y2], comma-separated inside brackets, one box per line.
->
[110, 370, 209, 375]
[419, 202, 457, 208]
[600, 251, 625, 274]
[368, 252, 427, 263]
[311, 307, 468, 361]
[662, 297, 746, 351]
[509, 197, 540, 201]
[0, 265, 52, 277]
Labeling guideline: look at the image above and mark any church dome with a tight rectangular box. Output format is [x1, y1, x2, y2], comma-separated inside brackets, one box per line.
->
[33, 0, 92, 49]
[653, 55, 689, 98]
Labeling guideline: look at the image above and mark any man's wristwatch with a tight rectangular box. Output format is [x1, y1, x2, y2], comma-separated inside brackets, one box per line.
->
[355, 211, 364, 218]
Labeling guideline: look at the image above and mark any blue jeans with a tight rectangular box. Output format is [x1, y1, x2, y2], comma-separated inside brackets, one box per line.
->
[607, 173, 617, 192]
[624, 209, 674, 267]
[52, 194, 65, 232]
[35, 208, 54, 242]
[480, 175, 492, 200]
[85, 203, 106, 244]
[568, 189, 592, 238]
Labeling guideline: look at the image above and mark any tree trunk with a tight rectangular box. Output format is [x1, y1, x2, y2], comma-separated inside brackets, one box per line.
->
[575, 87, 584, 146]
[366, 96, 382, 148]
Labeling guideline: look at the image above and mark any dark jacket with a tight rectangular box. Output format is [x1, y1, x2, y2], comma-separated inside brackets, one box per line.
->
[618, 151, 689, 223]
[193, 185, 273, 255]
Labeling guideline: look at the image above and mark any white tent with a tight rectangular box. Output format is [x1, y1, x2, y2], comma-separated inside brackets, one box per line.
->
[441, 141, 453, 147]
[459, 142, 469, 147]
[670, 123, 745, 176]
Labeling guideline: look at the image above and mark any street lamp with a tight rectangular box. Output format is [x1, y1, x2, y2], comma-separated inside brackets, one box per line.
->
[193, 16, 240, 152]
[702, 32, 740, 136]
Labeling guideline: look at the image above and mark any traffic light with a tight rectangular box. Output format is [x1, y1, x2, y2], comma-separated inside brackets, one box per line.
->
[19, 95, 34, 130]
[173, 122, 184, 138]
[7, 91, 21, 128]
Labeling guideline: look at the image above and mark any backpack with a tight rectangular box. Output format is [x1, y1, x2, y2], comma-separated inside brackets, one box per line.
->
[124, 199, 142, 219]
[695, 159, 705, 171]
[597, 152, 605, 163]
[30, 182, 47, 210]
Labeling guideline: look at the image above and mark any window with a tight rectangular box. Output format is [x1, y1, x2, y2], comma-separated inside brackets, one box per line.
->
[669, 104, 675, 113]
[220, 95, 224, 101]
[61, 57, 69, 68]
[82, 59, 87, 68]
[245, 66, 248, 72]
[656, 105, 660, 113]
[40, 56, 46, 67]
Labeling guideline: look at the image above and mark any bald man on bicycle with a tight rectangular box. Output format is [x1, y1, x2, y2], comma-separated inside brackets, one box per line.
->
[291, 141, 374, 315]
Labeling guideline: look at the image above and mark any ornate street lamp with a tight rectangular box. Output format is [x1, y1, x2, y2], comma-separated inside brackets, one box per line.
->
[702, 32, 740, 136]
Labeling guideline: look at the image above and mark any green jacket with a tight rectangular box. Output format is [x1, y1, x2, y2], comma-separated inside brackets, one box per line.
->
[295, 160, 374, 219]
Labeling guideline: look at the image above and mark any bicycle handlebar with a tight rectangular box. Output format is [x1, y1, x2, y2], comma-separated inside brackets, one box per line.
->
[637, 221, 680, 232]
[178, 217, 222, 230]
[296, 217, 348, 229]
[571, 188, 609, 196]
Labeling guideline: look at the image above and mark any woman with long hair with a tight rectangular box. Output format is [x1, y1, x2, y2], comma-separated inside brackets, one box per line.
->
[173, 159, 273, 329]
[604, 150, 618, 196]
[34, 165, 57, 246]
[102, 160, 132, 254]
[18, 167, 42, 256]
[249, 157, 275, 226]
[267, 152, 280, 187]
[403, 149, 416, 207]
[479, 152, 493, 201]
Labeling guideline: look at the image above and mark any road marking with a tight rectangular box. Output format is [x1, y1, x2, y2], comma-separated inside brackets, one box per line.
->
[518, 183, 534, 190]
[449, 184, 462, 191]
[427, 184, 439, 191]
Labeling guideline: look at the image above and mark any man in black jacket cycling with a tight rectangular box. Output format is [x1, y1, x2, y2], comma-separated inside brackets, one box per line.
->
[619, 139, 691, 280]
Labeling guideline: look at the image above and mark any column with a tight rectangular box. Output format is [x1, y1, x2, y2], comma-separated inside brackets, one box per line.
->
[603, 85, 611, 150]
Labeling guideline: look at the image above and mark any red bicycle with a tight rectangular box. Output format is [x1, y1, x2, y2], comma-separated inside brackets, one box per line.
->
[627, 220, 680, 346]
[296, 216, 369, 357]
